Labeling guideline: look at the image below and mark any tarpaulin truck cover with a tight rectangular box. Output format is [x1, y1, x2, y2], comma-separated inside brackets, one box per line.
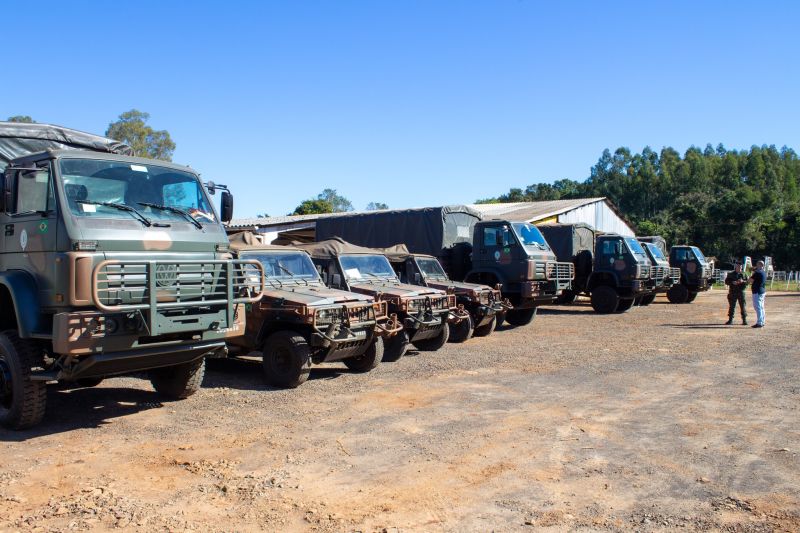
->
[0, 122, 132, 171]
[537, 223, 596, 263]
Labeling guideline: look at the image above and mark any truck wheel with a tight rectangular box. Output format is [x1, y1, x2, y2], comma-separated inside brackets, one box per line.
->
[473, 315, 497, 337]
[556, 290, 578, 305]
[261, 332, 312, 388]
[447, 315, 473, 343]
[590, 286, 619, 313]
[616, 298, 635, 313]
[382, 330, 410, 362]
[639, 294, 656, 306]
[343, 336, 383, 373]
[667, 284, 689, 304]
[495, 311, 507, 328]
[150, 358, 205, 399]
[412, 324, 450, 351]
[0, 331, 47, 430]
[505, 308, 537, 326]
[686, 291, 698, 303]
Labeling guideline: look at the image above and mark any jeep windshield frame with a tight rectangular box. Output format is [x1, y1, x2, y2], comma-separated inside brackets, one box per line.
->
[239, 250, 320, 282]
[414, 256, 449, 281]
[57, 158, 217, 226]
[339, 254, 398, 282]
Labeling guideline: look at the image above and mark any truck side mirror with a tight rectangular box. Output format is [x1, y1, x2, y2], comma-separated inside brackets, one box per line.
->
[220, 190, 234, 223]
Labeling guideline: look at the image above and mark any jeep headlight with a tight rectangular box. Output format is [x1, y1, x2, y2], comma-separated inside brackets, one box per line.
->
[315, 307, 342, 325]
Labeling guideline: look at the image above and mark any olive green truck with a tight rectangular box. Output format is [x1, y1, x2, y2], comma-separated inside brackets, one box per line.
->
[0, 122, 263, 429]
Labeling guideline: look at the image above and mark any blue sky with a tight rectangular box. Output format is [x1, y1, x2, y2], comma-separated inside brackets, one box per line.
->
[2, 1, 798, 218]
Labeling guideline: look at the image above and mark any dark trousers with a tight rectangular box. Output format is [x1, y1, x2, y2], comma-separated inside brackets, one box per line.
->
[727, 291, 747, 320]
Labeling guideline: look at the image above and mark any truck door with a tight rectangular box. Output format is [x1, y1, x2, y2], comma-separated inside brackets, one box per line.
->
[479, 224, 516, 267]
[598, 238, 626, 274]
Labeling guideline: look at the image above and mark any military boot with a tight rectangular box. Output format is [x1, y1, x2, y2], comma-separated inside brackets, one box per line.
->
[725, 318, 733, 325]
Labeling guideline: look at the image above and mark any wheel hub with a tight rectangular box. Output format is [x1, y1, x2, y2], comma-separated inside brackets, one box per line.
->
[0, 356, 13, 409]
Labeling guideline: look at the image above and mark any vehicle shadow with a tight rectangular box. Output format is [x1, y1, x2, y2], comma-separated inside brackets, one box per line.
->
[537, 308, 596, 316]
[0, 385, 166, 442]
[663, 324, 737, 329]
[204, 356, 364, 391]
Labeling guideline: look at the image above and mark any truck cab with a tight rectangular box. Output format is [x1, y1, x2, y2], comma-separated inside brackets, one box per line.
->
[639, 241, 680, 305]
[668, 245, 713, 303]
[588, 235, 652, 312]
[465, 220, 573, 326]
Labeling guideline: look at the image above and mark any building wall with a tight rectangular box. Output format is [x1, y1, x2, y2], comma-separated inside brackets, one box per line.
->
[555, 201, 634, 236]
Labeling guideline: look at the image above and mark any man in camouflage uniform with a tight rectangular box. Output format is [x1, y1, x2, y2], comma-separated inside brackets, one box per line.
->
[724, 263, 748, 325]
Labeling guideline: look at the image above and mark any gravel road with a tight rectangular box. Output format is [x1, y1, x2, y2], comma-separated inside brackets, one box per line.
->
[1, 290, 798, 532]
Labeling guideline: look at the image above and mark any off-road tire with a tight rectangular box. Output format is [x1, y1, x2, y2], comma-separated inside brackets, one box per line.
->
[343, 336, 383, 373]
[150, 358, 205, 399]
[495, 311, 507, 328]
[667, 284, 689, 304]
[382, 330, 410, 362]
[261, 332, 312, 388]
[0, 331, 47, 430]
[616, 298, 635, 313]
[591, 286, 619, 314]
[686, 291, 698, 303]
[639, 293, 656, 306]
[556, 290, 578, 305]
[413, 323, 450, 351]
[447, 315, 473, 343]
[505, 308, 537, 326]
[473, 315, 497, 337]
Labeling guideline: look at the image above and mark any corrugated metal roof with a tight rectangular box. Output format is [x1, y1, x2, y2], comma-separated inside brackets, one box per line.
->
[227, 210, 361, 229]
[467, 198, 607, 222]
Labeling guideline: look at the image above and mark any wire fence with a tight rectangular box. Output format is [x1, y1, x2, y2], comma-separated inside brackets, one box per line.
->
[711, 270, 800, 291]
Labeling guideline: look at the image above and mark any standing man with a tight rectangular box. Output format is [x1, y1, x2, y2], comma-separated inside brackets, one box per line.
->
[724, 264, 747, 325]
[750, 260, 767, 328]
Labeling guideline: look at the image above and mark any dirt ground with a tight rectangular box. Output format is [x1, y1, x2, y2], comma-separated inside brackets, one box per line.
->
[1, 290, 798, 532]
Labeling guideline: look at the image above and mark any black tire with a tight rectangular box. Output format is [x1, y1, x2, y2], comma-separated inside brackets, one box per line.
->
[667, 284, 689, 304]
[556, 290, 578, 305]
[447, 315, 473, 343]
[473, 315, 497, 337]
[616, 298, 635, 313]
[505, 308, 537, 326]
[382, 330, 410, 362]
[686, 291, 698, 303]
[261, 332, 312, 388]
[150, 358, 205, 399]
[0, 331, 47, 430]
[495, 311, 507, 328]
[412, 323, 450, 351]
[639, 293, 656, 306]
[343, 336, 383, 373]
[591, 286, 619, 314]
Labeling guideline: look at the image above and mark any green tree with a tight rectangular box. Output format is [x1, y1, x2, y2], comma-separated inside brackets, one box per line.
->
[106, 110, 176, 161]
[292, 199, 334, 215]
[7, 115, 35, 123]
[318, 189, 353, 212]
[366, 202, 388, 210]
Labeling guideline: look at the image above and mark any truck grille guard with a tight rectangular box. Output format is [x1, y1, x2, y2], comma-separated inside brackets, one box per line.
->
[545, 261, 575, 281]
[669, 267, 681, 283]
[92, 259, 265, 334]
[650, 265, 667, 280]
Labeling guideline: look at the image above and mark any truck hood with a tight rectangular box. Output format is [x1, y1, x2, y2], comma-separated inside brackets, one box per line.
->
[263, 283, 373, 307]
[349, 281, 445, 299]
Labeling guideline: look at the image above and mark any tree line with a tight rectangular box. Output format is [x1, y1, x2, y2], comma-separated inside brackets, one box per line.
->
[477, 145, 800, 269]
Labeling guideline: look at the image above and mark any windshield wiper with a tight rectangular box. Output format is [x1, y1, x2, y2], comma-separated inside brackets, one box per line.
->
[275, 263, 295, 277]
[137, 202, 202, 229]
[77, 200, 164, 227]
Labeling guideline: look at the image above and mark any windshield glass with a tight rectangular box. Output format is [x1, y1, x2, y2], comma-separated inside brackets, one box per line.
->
[645, 242, 666, 260]
[511, 222, 550, 249]
[340, 254, 396, 280]
[244, 251, 319, 280]
[415, 257, 448, 279]
[691, 246, 707, 261]
[59, 159, 216, 224]
[625, 238, 647, 256]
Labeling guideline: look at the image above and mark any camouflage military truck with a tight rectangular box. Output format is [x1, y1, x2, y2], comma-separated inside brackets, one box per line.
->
[226, 232, 392, 388]
[295, 238, 456, 361]
[637, 236, 680, 305]
[313, 206, 574, 327]
[379, 244, 507, 341]
[538, 223, 651, 313]
[666, 245, 713, 303]
[0, 122, 263, 429]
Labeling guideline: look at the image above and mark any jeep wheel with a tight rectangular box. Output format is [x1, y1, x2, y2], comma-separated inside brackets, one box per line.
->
[447, 315, 473, 343]
[0, 331, 47, 430]
[505, 308, 537, 326]
[686, 291, 698, 303]
[382, 330, 410, 362]
[262, 332, 312, 388]
[616, 298, 635, 313]
[473, 315, 497, 337]
[412, 324, 450, 351]
[590, 286, 619, 313]
[343, 336, 383, 373]
[667, 284, 689, 304]
[150, 358, 205, 399]
[639, 293, 656, 306]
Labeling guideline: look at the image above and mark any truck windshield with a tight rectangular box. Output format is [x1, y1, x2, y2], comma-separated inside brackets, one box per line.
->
[415, 257, 448, 279]
[691, 246, 707, 261]
[245, 251, 319, 280]
[340, 254, 396, 280]
[59, 159, 217, 225]
[645, 242, 666, 260]
[625, 238, 647, 257]
[511, 223, 550, 250]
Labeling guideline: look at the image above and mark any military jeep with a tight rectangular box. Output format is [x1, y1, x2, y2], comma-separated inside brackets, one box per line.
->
[227, 232, 390, 388]
[296, 239, 456, 361]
